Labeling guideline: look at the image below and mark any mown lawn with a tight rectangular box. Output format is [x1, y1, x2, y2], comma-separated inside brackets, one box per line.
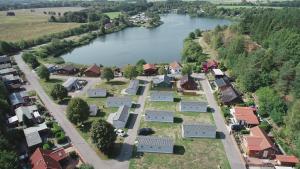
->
[104, 12, 122, 19]
[39, 78, 63, 97]
[130, 90, 230, 169]
[0, 7, 83, 42]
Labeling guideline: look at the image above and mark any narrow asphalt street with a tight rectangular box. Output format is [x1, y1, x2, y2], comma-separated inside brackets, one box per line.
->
[200, 77, 246, 169]
[14, 53, 128, 169]
[117, 80, 150, 161]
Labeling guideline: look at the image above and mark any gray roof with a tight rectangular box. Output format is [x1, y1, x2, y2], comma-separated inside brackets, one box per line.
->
[145, 110, 173, 118]
[215, 77, 230, 88]
[113, 105, 130, 122]
[107, 96, 132, 103]
[0, 56, 10, 63]
[220, 86, 240, 103]
[15, 105, 38, 122]
[0, 68, 16, 75]
[9, 91, 28, 106]
[182, 122, 216, 133]
[24, 131, 42, 147]
[89, 104, 98, 116]
[150, 91, 173, 97]
[87, 88, 107, 97]
[63, 77, 77, 88]
[137, 136, 174, 147]
[152, 75, 172, 85]
[1, 74, 20, 82]
[180, 101, 208, 107]
[126, 79, 139, 91]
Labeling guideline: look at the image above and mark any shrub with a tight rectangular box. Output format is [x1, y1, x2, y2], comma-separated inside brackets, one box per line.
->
[69, 151, 78, 160]
[259, 121, 272, 133]
[241, 130, 250, 135]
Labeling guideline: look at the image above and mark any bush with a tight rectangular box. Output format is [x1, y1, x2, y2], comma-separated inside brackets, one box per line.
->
[56, 133, 67, 144]
[241, 129, 250, 135]
[259, 121, 272, 133]
[69, 151, 78, 160]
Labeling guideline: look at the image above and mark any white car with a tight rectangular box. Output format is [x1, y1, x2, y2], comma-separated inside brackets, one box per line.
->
[115, 129, 126, 137]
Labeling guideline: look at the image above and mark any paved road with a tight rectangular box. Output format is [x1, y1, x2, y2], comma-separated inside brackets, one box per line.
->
[14, 53, 128, 169]
[117, 80, 150, 161]
[200, 77, 246, 169]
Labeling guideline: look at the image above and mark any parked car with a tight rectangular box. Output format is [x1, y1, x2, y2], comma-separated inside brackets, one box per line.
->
[138, 128, 154, 136]
[115, 129, 126, 137]
[230, 124, 243, 131]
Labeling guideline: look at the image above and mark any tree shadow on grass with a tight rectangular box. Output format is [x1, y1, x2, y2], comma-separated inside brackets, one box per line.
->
[174, 145, 185, 155]
[79, 121, 93, 133]
[105, 81, 126, 85]
[136, 86, 145, 96]
[126, 114, 138, 129]
[216, 131, 225, 139]
[96, 110, 106, 118]
[174, 117, 183, 123]
[174, 97, 181, 102]
[57, 97, 71, 105]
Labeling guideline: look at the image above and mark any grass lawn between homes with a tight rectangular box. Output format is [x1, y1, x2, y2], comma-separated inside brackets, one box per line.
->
[39, 78, 64, 98]
[0, 7, 83, 42]
[130, 90, 230, 169]
[104, 12, 122, 19]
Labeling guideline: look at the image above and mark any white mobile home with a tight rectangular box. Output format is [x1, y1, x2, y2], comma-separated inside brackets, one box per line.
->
[150, 91, 174, 102]
[62, 77, 80, 91]
[144, 110, 174, 123]
[182, 122, 216, 138]
[124, 80, 139, 95]
[112, 105, 130, 129]
[179, 101, 208, 112]
[136, 136, 174, 154]
[87, 88, 107, 98]
[107, 96, 132, 108]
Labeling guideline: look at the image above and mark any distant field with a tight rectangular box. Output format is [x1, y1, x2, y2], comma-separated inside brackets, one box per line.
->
[104, 12, 122, 19]
[0, 7, 84, 42]
[217, 5, 284, 9]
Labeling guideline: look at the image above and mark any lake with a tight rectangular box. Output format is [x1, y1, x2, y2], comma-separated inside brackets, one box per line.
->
[62, 14, 232, 67]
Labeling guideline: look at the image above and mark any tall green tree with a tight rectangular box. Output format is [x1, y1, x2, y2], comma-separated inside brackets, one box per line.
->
[101, 67, 114, 82]
[136, 59, 146, 66]
[182, 64, 192, 75]
[0, 150, 19, 169]
[189, 32, 195, 39]
[124, 65, 138, 80]
[90, 119, 116, 152]
[50, 84, 68, 101]
[293, 64, 300, 99]
[36, 65, 50, 81]
[67, 98, 89, 125]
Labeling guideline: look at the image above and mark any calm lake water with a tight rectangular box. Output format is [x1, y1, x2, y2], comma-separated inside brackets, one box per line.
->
[62, 14, 231, 66]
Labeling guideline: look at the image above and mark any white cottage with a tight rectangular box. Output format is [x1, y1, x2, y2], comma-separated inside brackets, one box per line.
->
[112, 105, 130, 129]
[182, 122, 216, 138]
[106, 96, 132, 108]
[179, 101, 208, 112]
[144, 110, 174, 123]
[87, 88, 107, 98]
[136, 136, 174, 154]
[150, 91, 174, 102]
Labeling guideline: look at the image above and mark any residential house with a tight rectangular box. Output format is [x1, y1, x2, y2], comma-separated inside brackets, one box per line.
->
[220, 86, 241, 105]
[152, 75, 172, 88]
[0, 67, 17, 76]
[62, 77, 81, 91]
[9, 91, 29, 109]
[112, 105, 130, 129]
[169, 61, 182, 74]
[89, 104, 98, 116]
[202, 59, 218, 72]
[212, 69, 224, 78]
[275, 155, 299, 167]
[15, 105, 41, 124]
[136, 136, 174, 154]
[45, 64, 58, 73]
[30, 147, 68, 169]
[214, 77, 230, 90]
[143, 64, 157, 76]
[87, 88, 107, 98]
[124, 80, 139, 95]
[24, 123, 48, 148]
[242, 126, 277, 159]
[179, 101, 208, 112]
[0, 56, 11, 70]
[104, 22, 113, 29]
[150, 91, 174, 102]
[107, 96, 132, 108]
[180, 75, 198, 90]
[57, 65, 78, 75]
[230, 106, 259, 128]
[1, 74, 21, 89]
[144, 110, 174, 123]
[84, 64, 101, 77]
[182, 122, 216, 138]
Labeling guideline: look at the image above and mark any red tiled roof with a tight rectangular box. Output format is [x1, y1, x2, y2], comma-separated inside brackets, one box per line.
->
[244, 126, 274, 151]
[169, 61, 182, 69]
[30, 148, 67, 169]
[276, 155, 299, 164]
[143, 64, 156, 70]
[85, 64, 100, 74]
[233, 106, 259, 125]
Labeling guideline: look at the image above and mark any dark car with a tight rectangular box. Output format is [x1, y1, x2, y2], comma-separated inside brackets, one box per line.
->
[138, 128, 154, 136]
[231, 124, 243, 131]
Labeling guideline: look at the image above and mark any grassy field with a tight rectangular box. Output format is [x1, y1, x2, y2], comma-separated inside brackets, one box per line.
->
[39, 78, 63, 97]
[104, 12, 122, 19]
[0, 7, 83, 42]
[130, 90, 230, 169]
